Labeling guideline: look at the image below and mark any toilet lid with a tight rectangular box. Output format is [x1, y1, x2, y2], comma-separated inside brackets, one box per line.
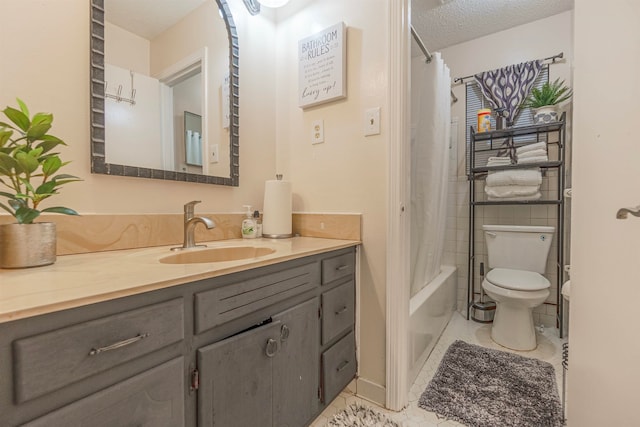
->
[486, 268, 550, 291]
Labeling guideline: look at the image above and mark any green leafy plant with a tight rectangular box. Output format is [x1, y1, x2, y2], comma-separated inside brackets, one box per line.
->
[0, 99, 81, 224]
[521, 78, 573, 109]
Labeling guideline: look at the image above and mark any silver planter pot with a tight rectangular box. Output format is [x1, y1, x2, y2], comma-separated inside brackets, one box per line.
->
[0, 222, 57, 268]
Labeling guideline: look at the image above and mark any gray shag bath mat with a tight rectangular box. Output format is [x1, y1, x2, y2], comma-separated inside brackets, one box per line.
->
[418, 340, 563, 427]
[327, 403, 399, 427]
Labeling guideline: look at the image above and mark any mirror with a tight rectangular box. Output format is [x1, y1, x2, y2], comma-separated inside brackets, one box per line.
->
[89, 0, 239, 186]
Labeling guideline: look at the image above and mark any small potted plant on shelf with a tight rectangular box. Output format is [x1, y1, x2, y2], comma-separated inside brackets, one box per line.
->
[0, 99, 81, 268]
[521, 78, 573, 124]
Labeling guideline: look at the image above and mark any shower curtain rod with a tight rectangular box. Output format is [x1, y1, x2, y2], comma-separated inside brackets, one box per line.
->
[411, 25, 433, 63]
[410, 25, 458, 103]
[452, 52, 564, 84]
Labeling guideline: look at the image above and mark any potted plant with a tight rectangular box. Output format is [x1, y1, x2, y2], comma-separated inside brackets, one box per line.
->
[521, 78, 573, 124]
[0, 99, 81, 268]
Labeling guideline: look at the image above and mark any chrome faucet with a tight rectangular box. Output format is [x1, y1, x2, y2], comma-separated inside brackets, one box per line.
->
[172, 200, 216, 250]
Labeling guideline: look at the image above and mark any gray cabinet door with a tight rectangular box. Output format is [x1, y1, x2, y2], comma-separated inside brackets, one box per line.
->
[197, 320, 282, 427]
[272, 297, 320, 427]
[23, 357, 185, 427]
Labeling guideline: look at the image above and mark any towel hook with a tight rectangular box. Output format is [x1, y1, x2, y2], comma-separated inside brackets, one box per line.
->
[616, 205, 640, 219]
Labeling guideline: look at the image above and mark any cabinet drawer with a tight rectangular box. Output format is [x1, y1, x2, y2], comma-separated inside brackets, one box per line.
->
[195, 262, 319, 333]
[322, 281, 355, 344]
[322, 331, 356, 403]
[14, 298, 184, 403]
[23, 357, 185, 427]
[321, 252, 355, 285]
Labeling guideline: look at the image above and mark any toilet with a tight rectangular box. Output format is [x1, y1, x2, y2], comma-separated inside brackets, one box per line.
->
[482, 225, 555, 351]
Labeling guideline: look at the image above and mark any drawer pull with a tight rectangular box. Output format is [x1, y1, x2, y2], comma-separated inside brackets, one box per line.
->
[265, 338, 279, 358]
[334, 306, 348, 315]
[336, 360, 350, 372]
[88, 333, 150, 356]
[335, 265, 349, 271]
[280, 324, 290, 341]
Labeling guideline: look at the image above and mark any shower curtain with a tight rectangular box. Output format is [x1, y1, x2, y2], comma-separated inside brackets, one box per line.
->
[410, 52, 451, 297]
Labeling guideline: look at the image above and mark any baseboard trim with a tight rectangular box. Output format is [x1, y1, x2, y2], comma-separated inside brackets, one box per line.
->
[355, 377, 386, 407]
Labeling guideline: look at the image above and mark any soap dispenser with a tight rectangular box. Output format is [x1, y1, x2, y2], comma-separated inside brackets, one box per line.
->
[241, 205, 257, 239]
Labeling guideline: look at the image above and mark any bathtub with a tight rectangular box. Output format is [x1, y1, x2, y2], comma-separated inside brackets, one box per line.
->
[409, 265, 457, 384]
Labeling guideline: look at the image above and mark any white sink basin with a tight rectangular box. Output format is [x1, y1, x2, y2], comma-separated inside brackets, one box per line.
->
[160, 246, 276, 264]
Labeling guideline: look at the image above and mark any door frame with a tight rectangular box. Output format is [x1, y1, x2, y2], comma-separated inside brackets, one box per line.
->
[386, 0, 411, 412]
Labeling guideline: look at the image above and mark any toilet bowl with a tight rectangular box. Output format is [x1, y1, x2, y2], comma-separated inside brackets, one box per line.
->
[482, 225, 555, 351]
[482, 268, 550, 351]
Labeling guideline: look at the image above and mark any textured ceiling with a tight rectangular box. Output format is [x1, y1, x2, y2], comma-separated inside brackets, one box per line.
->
[106, 0, 207, 40]
[411, 0, 574, 56]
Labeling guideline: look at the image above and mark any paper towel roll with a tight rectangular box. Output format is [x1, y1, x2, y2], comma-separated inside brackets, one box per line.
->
[263, 176, 293, 238]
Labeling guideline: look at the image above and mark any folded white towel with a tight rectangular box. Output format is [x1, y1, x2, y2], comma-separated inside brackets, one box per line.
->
[488, 192, 542, 202]
[516, 141, 546, 154]
[485, 185, 541, 198]
[517, 149, 547, 159]
[518, 155, 549, 164]
[487, 156, 511, 163]
[486, 168, 542, 187]
[487, 160, 512, 165]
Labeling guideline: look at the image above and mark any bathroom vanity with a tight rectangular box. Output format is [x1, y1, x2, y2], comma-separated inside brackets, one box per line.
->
[0, 240, 357, 426]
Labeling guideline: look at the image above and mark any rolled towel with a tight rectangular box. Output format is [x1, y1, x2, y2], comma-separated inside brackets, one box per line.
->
[485, 185, 541, 198]
[518, 155, 549, 164]
[488, 192, 542, 202]
[487, 156, 511, 163]
[516, 141, 546, 154]
[517, 148, 547, 159]
[486, 168, 542, 187]
[487, 160, 512, 166]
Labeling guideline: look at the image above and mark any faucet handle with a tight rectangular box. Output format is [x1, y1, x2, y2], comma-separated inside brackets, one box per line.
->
[184, 200, 201, 217]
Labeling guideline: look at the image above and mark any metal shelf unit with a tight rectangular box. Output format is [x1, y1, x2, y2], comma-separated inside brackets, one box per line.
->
[466, 113, 567, 338]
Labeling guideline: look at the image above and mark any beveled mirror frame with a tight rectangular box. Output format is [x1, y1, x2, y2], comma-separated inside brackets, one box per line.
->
[89, 0, 240, 186]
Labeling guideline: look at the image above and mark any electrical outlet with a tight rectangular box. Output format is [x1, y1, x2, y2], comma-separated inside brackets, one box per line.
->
[364, 107, 381, 136]
[210, 144, 219, 163]
[311, 119, 324, 144]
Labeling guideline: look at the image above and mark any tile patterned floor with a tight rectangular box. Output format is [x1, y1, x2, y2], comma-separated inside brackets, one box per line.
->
[310, 311, 566, 427]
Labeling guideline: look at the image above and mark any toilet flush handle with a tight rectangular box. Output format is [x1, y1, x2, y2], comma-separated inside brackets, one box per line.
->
[486, 232, 497, 237]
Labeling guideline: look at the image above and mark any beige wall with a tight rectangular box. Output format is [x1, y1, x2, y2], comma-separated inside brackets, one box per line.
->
[0, 0, 276, 216]
[105, 22, 150, 75]
[274, 0, 390, 400]
[439, 11, 574, 325]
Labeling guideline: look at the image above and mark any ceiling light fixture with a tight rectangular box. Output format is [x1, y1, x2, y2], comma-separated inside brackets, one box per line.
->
[257, 0, 290, 8]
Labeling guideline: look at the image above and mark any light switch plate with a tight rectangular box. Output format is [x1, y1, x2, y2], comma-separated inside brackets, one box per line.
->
[312, 119, 324, 144]
[364, 107, 381, 136]
[210, 143, 219, 163]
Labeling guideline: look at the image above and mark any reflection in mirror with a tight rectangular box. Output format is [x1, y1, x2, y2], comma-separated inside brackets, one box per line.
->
[184, 111, 203, 167]
[90, 0, 239, 186]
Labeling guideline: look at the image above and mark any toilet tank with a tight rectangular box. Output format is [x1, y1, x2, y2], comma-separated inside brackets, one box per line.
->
[483, 225, 555, 273]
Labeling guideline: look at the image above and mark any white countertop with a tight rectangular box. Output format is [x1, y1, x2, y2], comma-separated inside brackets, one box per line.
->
[0, 237, 359, 323]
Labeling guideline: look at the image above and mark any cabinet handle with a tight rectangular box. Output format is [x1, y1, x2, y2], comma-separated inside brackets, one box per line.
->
[334, 306, 348, 315]
[280, 324, 290, 341]
[335, 265, 349, 271]
[336, 360, 350, 372]
[265, 338, 279, 358]
[88, 333, 150, 356]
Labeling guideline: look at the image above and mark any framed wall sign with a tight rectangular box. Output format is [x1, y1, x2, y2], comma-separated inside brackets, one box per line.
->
[298, 22, 347, 109]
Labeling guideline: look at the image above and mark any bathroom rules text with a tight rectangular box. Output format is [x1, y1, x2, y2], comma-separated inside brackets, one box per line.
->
[298, 22, 346, 109]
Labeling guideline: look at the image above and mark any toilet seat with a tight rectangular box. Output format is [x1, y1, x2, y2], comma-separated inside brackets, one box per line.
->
[486, 268, 550, 291]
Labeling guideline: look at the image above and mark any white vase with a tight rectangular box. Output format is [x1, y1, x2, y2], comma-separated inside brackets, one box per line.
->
[0, 222, 57, 268]
[532, 106, 558, 124]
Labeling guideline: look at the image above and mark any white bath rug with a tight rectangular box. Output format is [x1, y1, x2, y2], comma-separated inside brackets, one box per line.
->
[327, 403, 399, 427]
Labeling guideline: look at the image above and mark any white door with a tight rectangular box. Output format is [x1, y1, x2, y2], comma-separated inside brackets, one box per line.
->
[568, 2, 640, 425]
